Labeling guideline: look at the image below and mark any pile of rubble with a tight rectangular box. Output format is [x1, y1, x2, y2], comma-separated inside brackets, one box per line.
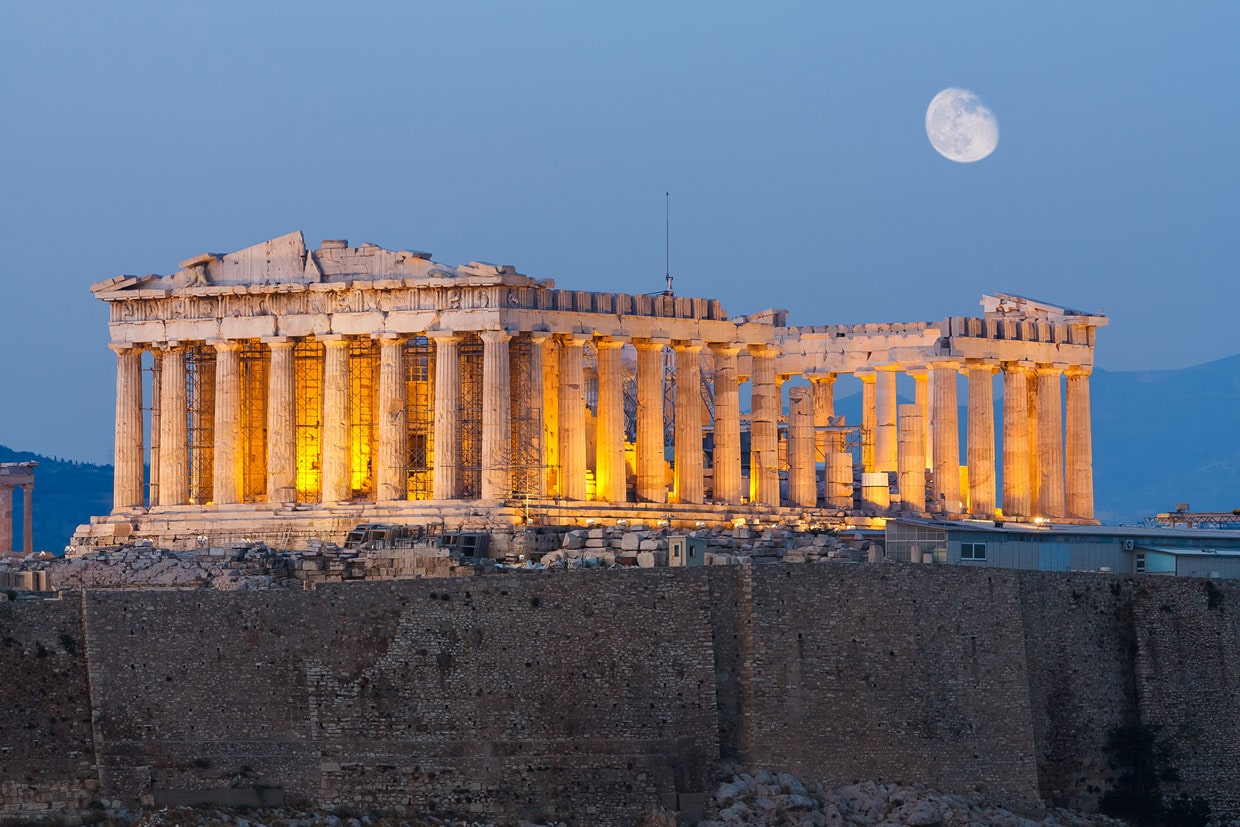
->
[696, 771, 1125, 827]
[548, 524, 872, 568]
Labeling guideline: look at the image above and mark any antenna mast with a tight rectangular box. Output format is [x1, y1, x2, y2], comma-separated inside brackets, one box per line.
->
[664, 191, 674, 296]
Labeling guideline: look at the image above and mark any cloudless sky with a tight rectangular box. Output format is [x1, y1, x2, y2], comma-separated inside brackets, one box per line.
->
[1, 1, 1237, 463]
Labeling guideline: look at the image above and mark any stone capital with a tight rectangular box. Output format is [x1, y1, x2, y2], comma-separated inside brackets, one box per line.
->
[479, 329, 513, 345]
[1003, 359, 1036, 371]
[854, 367, 877, 382]
[318, 334, 348, 347]
[1038, 362, 1069, 375]
[672, 339, 704, 353]
[747, 343, 779, 358]
[633, 337, 670, 351]
[209, 339, 244, 353]
[1065, 365, 1093, 379]
[374, 331, 409, 345]
[876, 363, 904, 373]
[557, 332, 591, 347]
[926, 359, 961, 371]
[261, 336, 295, 349]
[805, 371, 837, 384]
[425, 330, 460, 343]
[709, 341, 744, 357]
[595, 336, 627, 351]
[962, 359, 1000, 376]
[108, 342, 143, 355]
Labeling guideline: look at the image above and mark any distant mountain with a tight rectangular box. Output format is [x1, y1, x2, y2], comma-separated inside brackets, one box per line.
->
[3, 355, 1236, 550]
[0, 446, 112, 554]
[1092, 354, 1240, 523]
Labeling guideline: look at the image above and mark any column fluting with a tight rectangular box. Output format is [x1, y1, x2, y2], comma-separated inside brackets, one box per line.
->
[1065, 367, 1094, 521]
[929, 361, 961, 513]
[111, 344, 145, 511]
[635, 340, 667, 503]
[1036, 365, 1066, 518]
[595, 338, 627, 503]
[158, 344, 189, 507]
[749, 345, 780, 506]
[480, 329, 513, 500]
[1001, 363, 1031, 518]
[710, 344, 743, 504]
[966, 362, 998, 517]
[212, 340, 244, 505]
[431, 332, 461, 500]
[558, 334, 588, 501]
[376, 335, 408, 502]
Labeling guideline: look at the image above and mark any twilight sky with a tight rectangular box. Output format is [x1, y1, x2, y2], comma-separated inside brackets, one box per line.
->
[1, 2, 1237, 464]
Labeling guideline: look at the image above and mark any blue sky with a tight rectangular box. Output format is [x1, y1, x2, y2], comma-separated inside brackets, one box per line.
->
[1, 1, 1237, 463]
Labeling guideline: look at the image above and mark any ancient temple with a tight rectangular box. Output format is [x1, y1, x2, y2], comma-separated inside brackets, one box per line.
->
[73, 231, 1106, 549]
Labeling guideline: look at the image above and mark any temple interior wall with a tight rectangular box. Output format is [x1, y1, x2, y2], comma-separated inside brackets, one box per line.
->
[4, 567, 1238, 822]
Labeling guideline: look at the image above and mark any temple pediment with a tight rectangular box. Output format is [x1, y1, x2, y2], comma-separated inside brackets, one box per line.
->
[90, 231, 537, 296]
[981, 293, 1108, 325]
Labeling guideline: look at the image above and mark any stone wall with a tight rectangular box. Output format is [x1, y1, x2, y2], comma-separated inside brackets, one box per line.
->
[1018, 571, 1240, 816]
[82, 572, 720, 825]
[732, 564, 1044, 813]
[2, 566, 1239, 823]
[0, 595, 98, 815]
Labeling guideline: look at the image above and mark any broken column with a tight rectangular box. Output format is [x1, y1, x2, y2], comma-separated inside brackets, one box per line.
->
[788, 386, 816, 508]
[857, 368, 877, 472]
[807, 371, 836, 462]
[897, 403, 925, 512]
[875, 366, 899, 473]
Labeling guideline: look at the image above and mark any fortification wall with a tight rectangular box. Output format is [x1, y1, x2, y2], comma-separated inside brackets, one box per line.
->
[1018, 572, 1240, 816]
[734, 564, 1044, 813]
[82, 571, 720, 826]
[0, 596, 97, 814]
[3, 566, 1239, 822]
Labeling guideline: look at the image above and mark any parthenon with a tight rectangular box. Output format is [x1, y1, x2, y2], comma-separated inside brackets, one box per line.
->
[73, 231, 1106, 549]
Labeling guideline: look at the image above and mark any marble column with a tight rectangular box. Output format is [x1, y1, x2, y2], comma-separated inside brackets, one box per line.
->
[710, 343, 743, 504]
[319, 337, 351, 504]
[149, 352, 160, 507]
[480, 329, 513, 500]
[1027, 367, 1041, 514]
[897, 403, 926, 512]
[431, 332, 461, 500]
[211, 341, 244, 505]
[538, 334, 559, 497]
[635, 339, 667, 503]
[527, 332, 549, 498]
[672, 341, 705, 504]
[265, 339, 297, 504]
[558, 334, 589, 501]
[1036, 365, 1066, 518]
[875, 366, 899, 473]
[110, 344, 145, 511]
[0, 487, 10, 552]
[158, 344, 189, 507]
[1065, 367, 1095, 521]
[21, 485, 33, 554]
[966, 362, 998, 517]
[376, 334, 408, 502]
[856, 369, 877, 472]
[929, 361, 961, 513]
[595, 338, 627, 503]
[788, 386, 816, 508]
[749, 345, 780, 506]
[808, 372, 836, 461]
[1001, 363, 1031, 518]
[907, 366, 933, 471]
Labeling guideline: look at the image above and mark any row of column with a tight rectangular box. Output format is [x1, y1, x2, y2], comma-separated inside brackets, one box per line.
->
[850, 360, 1093, 520]
[110, 335, 789, 511]
[111, 340, 1093, 519]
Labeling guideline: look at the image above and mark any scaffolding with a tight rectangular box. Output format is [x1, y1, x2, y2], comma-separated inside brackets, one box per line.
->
[405, 336, 434, 500]
[239, 340, 269, 502]
[293, 339, 324, 503]
[185, 343, 216, 504]
[458, 334, 483, 499]
[510, 336, 542, 497]
[348, 338, 378, 500]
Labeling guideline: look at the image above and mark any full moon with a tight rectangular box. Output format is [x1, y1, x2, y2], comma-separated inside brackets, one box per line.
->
[925, 88, 999, 163]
